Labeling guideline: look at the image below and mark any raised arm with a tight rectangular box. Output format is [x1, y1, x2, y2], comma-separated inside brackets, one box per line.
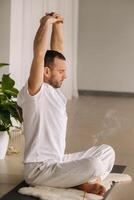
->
[28, 14, 61, 95]
[50, 13, 64, 53]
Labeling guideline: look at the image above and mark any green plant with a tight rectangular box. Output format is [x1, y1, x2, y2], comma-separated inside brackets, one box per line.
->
[0, 63, 23, 134]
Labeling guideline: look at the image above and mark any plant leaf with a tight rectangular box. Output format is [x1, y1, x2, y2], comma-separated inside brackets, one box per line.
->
[0, 65, 22, 130]
[0, 63, 9, 68]
[2, 74, 15, 91]
[4, 89, 18, 97]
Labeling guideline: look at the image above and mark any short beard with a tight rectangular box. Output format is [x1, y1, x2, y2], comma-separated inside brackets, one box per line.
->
[48, 79, 62, 88]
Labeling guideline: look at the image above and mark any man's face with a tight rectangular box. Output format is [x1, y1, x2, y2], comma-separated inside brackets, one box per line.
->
[47, 57, 67, 88]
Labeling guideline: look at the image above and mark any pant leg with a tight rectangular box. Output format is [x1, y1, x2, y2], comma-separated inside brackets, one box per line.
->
[24, 157, 105, 188]
[63, 144, 115, 180]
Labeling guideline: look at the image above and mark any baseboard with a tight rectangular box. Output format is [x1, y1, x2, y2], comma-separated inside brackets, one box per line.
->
[78, 90, 134, 97]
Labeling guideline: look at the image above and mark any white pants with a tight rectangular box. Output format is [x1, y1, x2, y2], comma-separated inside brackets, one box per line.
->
[24, 144, 115, 188]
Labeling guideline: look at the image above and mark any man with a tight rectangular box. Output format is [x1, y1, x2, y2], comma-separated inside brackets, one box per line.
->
[17, 13, 115, 196]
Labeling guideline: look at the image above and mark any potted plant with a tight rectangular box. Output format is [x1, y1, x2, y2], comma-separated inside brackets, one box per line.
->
[0, 63, 23, 159]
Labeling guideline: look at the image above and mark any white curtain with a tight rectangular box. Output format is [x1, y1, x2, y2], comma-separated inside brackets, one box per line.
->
[9, 0, 79, 99]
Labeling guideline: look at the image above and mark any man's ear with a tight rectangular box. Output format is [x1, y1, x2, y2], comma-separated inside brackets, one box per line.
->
[44, 67, 51, 78]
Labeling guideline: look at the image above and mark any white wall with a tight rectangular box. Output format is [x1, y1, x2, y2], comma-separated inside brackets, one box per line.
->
[0, 0, 10, 77]
[78, 0, 134, 92]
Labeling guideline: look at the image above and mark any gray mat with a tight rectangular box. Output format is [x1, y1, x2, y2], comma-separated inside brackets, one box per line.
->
[0, 165, 126, 200]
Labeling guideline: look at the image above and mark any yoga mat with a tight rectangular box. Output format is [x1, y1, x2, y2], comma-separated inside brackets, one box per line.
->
[103, 165, 126, 200]
[0, 165, 126, 200]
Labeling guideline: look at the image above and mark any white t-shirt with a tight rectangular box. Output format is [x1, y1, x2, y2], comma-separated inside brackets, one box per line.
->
[17, 82, 67, 163]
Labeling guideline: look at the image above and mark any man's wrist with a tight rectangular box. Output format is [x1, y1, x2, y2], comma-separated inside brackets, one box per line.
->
[40, 20, 50, 30]
[53, 23, 63, 31]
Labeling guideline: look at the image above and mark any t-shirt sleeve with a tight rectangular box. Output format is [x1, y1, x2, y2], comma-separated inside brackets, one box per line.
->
[17, 81, 44, 107]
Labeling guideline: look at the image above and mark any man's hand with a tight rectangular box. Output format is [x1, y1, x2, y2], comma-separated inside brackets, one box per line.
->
[45, 12, 64, 24]
[40, 13, 63, 28]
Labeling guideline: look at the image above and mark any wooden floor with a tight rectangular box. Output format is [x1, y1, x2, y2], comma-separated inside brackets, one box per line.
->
[0, 95, 134, 199]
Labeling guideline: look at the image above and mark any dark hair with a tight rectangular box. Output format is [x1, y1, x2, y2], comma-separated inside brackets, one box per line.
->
[44, 50, 66, 68]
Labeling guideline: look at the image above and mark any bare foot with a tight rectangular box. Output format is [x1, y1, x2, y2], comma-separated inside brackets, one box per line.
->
[74, 182, 106, 196]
